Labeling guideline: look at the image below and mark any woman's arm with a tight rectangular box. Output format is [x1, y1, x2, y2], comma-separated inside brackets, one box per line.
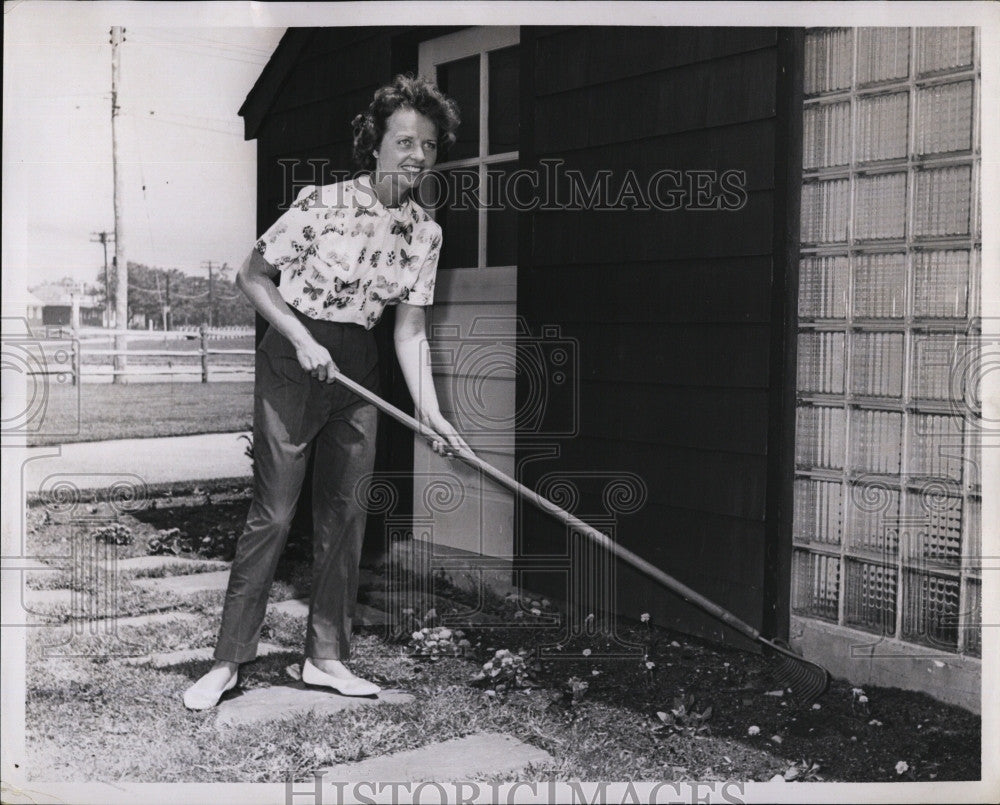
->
[393, 302, 471, 457]
[236, 249, 339, 382]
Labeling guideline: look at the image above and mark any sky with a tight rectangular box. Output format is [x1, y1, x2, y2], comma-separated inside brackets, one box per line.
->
[3, 4, 285, 291]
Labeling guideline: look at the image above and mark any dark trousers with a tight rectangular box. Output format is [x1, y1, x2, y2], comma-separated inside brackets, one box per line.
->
[214, 311, 379, 663]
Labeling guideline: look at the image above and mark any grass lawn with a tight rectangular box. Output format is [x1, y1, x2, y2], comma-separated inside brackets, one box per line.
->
[27, 381, 254, 445]
[19, 489, 983, 785]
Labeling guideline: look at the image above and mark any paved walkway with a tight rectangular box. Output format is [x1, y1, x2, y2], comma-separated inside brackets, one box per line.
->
[20, 431, 252, 493]
[22, 531, 555, 779]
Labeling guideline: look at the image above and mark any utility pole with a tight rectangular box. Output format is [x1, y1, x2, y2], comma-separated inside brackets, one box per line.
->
[201, 260, 215, 327]
[90, 230, 114, 327]
[111, 26, 128, 383]
[164, 270, 172, 331]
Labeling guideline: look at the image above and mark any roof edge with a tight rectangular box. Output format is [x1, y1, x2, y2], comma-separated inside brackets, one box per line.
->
[238, 28, 312, 140]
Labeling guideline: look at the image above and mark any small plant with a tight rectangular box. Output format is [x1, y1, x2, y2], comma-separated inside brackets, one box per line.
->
[239, 431, 254, 472]
[148, 527, 191, 555]
[148, 525, 239, 560]
[783, 758, 824, 782]
[548, 675, 590, 715]
[408, 626, 470, 660]
[500, 592, 558, 623]
[471, 648, 538, 695]
[652, 693, 713, 737]
[91, 524, 133, 546]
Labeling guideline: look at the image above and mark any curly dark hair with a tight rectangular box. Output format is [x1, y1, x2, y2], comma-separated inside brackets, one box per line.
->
[351, 74, 461, 172]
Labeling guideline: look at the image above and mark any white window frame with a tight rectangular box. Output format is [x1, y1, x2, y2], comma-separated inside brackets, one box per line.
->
[419, 26, 520, 270]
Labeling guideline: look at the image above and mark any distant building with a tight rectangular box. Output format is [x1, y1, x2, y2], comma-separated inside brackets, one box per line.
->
[29, 281, 105, 329]
[25, 291, 47, 332]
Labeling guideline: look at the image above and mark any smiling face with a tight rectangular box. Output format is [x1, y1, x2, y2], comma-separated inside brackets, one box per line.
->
[372, 107, 439, 203]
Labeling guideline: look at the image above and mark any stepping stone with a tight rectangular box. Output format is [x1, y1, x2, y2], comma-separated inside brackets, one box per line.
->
[131, 569, 231, 596]
[116, 556, 226, 574]
[355, 603, 387, 627]
[106, 611, 202, 630]
[270, 598, 309, 618]
[214, 682, 414, 728]
[318, 733, 553, 782]
[124, 641, 286, 668]
[49, 611, 202, 633]
[23, 588, 87, 608]
[269, 599, 387, 627]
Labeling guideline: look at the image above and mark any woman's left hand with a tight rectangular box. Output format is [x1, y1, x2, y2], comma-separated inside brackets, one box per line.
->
[419, 409, 472, 459]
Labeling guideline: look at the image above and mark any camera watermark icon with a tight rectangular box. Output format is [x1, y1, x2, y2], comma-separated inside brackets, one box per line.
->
[1, 317, 80, 439]
[423, 316, 579, 445]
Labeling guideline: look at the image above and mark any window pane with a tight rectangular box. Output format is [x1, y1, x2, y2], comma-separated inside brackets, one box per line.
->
[913, 165, 971, 237]
[854, 253, 906, 318]
[486, 163, 518, 266]
[795, 405, 846, 470]
[801, 179, 849, 243]
[798, 256, 848, 319]
[797, 332, 845, 394]
[804, 28, 853, 95]
[438, 55, 480, 161]
[857, 92, 908, 162]
[913, 250, 969, 318]
[916, 81, 973, 155]
[902, 571, 959, 650]
[854, 173, 906, 240]
[849, 409, 902, 475]
[846, 483, 900, 555]
[792, 550, 840, 620]
[916, 27, 974, 75]
[488, 46, 519, 154]
[436, 168, 479, 269]
[857, 27, 909, 85]
[846, 559, 897, 636]
[803, 101, 851, 168]
[850, 332, 903, 398]
[793, 479, 843, 545]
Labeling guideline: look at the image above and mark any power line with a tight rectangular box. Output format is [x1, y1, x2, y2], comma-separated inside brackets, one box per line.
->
[138, 114, 243, 137]
[123, 37, 268, 66]
[127, 29, 273, 56]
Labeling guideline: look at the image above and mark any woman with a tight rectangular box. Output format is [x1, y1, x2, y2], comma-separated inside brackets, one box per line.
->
[184, 74, 468, 710]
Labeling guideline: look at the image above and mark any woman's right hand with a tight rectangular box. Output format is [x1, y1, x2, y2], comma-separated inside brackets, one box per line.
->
[238, 249, 339, 383]
[294, 336, 339, 383]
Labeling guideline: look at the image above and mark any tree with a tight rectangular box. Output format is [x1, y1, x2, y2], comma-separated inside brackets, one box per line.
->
[97, 261, 253, 328]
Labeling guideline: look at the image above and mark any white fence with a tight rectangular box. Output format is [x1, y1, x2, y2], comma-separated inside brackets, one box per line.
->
[32, 326, 256, 383]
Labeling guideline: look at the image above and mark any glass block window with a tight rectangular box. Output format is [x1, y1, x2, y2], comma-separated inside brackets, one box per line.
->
[793, 28, 980, 656]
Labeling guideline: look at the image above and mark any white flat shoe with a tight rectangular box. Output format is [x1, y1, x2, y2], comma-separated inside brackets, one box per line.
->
[183, 670, 238, 711]
[301, 658, 381, 696]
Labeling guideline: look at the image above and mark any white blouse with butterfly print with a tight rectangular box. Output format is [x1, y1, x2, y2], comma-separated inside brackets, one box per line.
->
[254, 176, 442, 329]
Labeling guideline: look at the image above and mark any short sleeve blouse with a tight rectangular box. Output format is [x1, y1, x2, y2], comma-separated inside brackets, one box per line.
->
[254, 177, 442, 329]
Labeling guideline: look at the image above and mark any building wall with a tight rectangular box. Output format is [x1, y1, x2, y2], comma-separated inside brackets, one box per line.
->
[243, 25, 803, 646]
[515, 27, 802, 646]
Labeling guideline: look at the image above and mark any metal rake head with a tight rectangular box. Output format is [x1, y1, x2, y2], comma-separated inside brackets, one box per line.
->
[763, 637, 831, 704]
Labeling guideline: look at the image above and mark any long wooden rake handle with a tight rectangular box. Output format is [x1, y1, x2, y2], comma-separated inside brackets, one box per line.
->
[333, 371, 765, 644]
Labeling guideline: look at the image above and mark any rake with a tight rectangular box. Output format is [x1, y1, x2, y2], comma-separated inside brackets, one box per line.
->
[333, 372, 831, 703]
